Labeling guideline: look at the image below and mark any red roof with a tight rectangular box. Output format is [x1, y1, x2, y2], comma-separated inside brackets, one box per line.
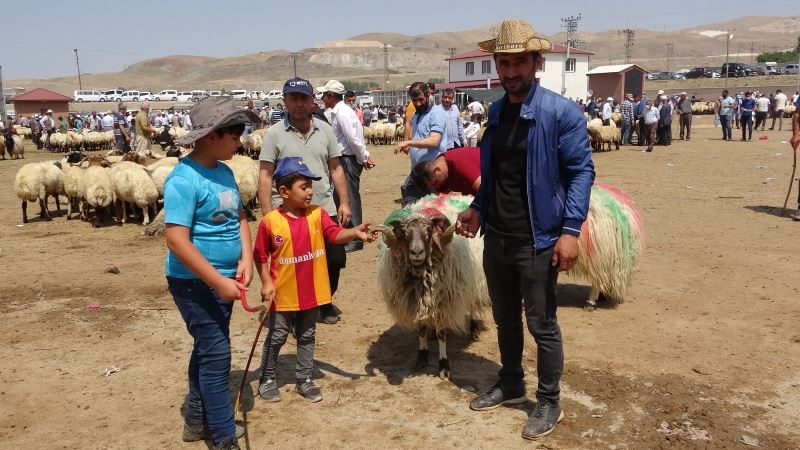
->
[11, 88, 73, 102]
[447, 44, 593, 61]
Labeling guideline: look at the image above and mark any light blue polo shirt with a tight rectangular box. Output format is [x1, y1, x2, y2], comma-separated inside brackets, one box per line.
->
[163, 156, 244, 279]
[409, 104, 449, 167]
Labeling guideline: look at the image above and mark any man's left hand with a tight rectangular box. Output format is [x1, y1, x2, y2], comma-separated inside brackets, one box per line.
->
[338, 204, 352, 227]
[551, 234, 579, 272]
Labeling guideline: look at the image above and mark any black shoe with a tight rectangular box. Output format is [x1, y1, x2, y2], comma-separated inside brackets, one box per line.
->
[258, 378, 281, 402]
[296, 378, 323, 402]
[213, 436, 240, 450]
[183, 422, 245, 442]
[469, 382, 526, 411]
[318, 304, 340, 324]
[521, 400, 564, 440]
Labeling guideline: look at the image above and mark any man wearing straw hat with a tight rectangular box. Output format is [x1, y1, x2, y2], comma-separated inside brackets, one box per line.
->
[455, 18, 595, 440]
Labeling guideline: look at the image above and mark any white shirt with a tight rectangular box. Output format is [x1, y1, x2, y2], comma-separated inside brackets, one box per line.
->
[774, 92, 787, 110]
[602, 102, 613, 120]
[101, 114, 114, 129]
[645, 106, 660, 125]
[184, 114, 192, 130]
[468, 101, 484, 115]
[755, 97, 770, 112]
[464, 122, 480, 139]
[328, 100, 369, 163]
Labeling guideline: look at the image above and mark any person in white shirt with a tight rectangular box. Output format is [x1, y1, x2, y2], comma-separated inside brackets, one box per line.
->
[100, 112, 114, 131]
[602, 97, 614, 125]
[770, 89, 788, 131]
[467, 99, 485, 117]
[464, 114, 481, 147]
[755, 94, 771, 131]
[317, 80, 375, 253]
[644, 100, 660, 152]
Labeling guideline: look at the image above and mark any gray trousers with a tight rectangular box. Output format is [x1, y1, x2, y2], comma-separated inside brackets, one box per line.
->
[339, 155, 363, 227]
[483, 231, 563, 404]
[771, 110, 784, 130]
[259, 307, 318, 382]
[679, 113, 692, 139]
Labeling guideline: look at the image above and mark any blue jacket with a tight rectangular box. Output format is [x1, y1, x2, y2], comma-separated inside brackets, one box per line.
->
[471, 83, 595, 249]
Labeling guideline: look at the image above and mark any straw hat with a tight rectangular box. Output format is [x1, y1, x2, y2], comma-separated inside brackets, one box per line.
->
[478, 19, 552, 54]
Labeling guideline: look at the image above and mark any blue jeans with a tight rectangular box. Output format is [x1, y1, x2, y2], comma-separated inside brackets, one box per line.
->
[168, 277, 236, 444]
[720, 115, 732, 140]
[621, 120, 633, 145]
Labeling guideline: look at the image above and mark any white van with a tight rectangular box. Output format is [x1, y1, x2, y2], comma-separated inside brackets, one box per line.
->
[265, 90, 283, 100]
[100, 89, 124, 102]
[154, 90, 179, 101]
[209, 91, 222, 97]
[785, 64, 800, 75]
[73, 90, 103, 102]
[119, 90, 141, 102]
[230, 89, 248, 100]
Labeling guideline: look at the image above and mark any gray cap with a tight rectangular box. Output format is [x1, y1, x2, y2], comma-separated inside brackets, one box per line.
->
[176, 97, 260, 145]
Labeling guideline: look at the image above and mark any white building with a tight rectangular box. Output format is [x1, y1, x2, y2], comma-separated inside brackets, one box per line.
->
[443, 45, 593, 99]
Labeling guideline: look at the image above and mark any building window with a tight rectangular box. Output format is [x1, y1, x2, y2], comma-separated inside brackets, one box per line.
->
[565, 58, 576, 72]
[541, 57, 546, 72]
[466, 62, 474, 76]
[481, 60, 491, 74]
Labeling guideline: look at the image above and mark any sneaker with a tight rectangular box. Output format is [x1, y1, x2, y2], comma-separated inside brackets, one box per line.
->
[318, 304, 340, 324]
[213, 436, 240, 450]
[258, 378, 281, 403]
[521, 400, 565, 440]
[469, 382, 526, 411]
[183, 422, 245, 442]
[296, 378, 323, 402]
[789, 210, 800, 221]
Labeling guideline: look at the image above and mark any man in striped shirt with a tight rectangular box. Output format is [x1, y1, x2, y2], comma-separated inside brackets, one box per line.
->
[620, 93, 635, 145]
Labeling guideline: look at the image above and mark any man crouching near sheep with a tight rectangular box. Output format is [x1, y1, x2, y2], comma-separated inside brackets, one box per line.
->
[455, 19, 595, 440]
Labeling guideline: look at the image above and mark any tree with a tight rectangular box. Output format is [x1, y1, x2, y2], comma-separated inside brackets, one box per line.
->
[796, 35, 800, 53]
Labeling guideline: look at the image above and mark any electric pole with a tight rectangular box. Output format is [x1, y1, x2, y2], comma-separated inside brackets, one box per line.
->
[620, 28, 635, 63]
[0, 65, 6, 120]
[289, 52, 299, 77]
[665, 43, 674, 72]
[74, 48, 82, 90]
[750, 41, 754, 64]
[560, 13, 581, 96]
[724, 30, 734, 87]
[384, 43, 391, 88]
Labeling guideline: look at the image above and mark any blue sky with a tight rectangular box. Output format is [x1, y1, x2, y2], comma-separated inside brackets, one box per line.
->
[2, 0, 799, 80]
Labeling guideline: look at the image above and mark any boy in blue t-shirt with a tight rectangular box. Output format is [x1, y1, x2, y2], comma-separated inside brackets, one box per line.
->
[163, 97, 259, 450]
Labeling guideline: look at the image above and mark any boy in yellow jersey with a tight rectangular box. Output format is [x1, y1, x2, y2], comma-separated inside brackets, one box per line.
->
[254, 157, 374, 402]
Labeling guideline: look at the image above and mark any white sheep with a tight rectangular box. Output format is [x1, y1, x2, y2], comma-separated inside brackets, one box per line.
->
[14, 161, 64, 223]
[62, 163, 86, 220]
[221, 155, 259, 218]
[587, 118, 621, 151]
[80, 156, 116, 227]
[109, 161, 159, 225]
[371, 194, 489, 379]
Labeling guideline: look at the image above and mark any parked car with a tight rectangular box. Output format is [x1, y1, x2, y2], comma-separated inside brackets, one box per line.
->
[655, 71, 675, 80]
[139, 91, 154, 101]
[709, 69, 721, 78]
[191, 90, 209, 101]
[154, 90, 178, 101]
[684, 67, 711, 79]
[784, 64, 799, 74]
[230, 89, 248, 100]
[209, 91, 222, 97]
[720, 63, 747, 78]
[248, 90, 264, 100]
[646, 72, 661, 80]
[119, 90, 142, 102]
[73, 90, 104, 102]
[100, 89, 124, 102]
[176, 91, 194, 102]
[743, 64, 758, 76]
[265, 90, 283, 100]
[672, 72, 686, 80]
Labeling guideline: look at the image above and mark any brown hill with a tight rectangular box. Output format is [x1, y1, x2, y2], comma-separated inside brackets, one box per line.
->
[6, 16, 798, 97]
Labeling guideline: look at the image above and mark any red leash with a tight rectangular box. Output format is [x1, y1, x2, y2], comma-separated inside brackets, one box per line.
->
[236, 276, 262, 312]
[233, 276, 270, 417]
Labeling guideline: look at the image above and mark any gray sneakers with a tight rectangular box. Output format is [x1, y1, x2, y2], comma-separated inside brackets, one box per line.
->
[521, 400, 564, 440]
[469, 382, 526, 411]
[296, 378, 323, 403]
[258, 378, 281, 402]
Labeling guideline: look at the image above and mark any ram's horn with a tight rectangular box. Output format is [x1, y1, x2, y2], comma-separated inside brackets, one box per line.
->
[441, 223, 456, 247]
[370, 224, 397, 248]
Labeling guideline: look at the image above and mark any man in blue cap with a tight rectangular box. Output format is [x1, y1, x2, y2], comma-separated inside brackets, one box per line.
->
[258, 77, 351, 325]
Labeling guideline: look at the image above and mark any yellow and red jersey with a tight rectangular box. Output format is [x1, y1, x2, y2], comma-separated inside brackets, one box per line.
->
[253, 205, 342, 312]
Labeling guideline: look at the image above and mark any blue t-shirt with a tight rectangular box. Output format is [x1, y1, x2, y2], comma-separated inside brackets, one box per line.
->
[410, 104, 449, 167]
[795, 95, 800, 109]
[740, 98, 756, 117]
[163, 156, 243, 279]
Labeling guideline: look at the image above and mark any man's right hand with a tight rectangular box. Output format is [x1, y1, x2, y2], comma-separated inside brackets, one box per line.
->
[455, 208, 480, 238]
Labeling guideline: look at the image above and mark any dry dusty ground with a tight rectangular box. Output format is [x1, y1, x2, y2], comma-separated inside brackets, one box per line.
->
[1, 115, 799, 450]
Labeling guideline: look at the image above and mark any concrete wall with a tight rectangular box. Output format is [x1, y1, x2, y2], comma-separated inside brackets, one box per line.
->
[12, 101, 70, 120]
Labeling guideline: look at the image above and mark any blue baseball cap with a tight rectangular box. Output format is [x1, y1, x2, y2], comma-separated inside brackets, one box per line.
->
[282, 77, 314, 97]
[274, 157, 321, 182]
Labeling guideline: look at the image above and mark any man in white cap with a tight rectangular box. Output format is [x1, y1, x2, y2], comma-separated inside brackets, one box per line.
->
[42, 109, 56, 151]
[317, 79, 375, 253]
[602, 97, 614, 125]
[456, 18, 594, 440]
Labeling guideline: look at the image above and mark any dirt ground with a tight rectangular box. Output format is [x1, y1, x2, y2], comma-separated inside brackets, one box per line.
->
[1, 115, 799, 450]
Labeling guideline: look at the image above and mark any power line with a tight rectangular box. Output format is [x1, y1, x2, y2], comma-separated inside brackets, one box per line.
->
[619, 28, 635, 63]
[560, 13, 581, 96]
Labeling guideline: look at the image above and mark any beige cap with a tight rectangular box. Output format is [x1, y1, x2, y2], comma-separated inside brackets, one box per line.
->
[316, 80, 346, 95]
